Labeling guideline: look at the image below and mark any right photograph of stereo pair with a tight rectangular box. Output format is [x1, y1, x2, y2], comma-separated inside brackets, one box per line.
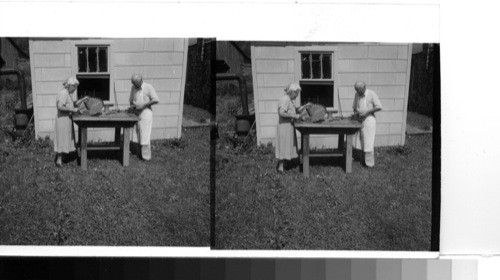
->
[215, 41, 439, 251]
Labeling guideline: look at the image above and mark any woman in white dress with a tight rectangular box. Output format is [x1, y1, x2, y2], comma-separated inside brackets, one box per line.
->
[276, 83, 311, 173]
[352, 81, 382, 167]
[54, 77, 89, 167]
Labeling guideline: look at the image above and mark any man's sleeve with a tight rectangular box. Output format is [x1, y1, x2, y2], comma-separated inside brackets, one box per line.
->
[148, 84, 160, 102]
[372, 91, 382, 109]
[129, 87, 134, 104]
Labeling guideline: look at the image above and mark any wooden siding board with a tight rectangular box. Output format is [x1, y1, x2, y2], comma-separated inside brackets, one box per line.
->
[173, 39, 184, 52]
[32, 40, 71, 54]
[115, 53, 155, 66]
[256, 60, 293, 73]
[369, 73, 407, 85]
[398, 45, 409, 59]
[41, 68, 72, 81]
[38, 81, 63, 94]
[34, 54, 66, 68]
[377, 60, 408, 72]
[254, 46, 295, 59]
[114, 39, 144, 52]
[144, 38, 175, 52]
[348, 60, 378, 72]
[369, 46, 399, 59]
[338, 73, 369, 86]
[337, 45, 369, 59]
[37, 120, 54, 133]
[260, 126, 276, 139]
[260, 114, 279, 126]
[152, 79, 182, 91]
[36, 95, 57, 107]
[258, 87, 284, 100]
[114, 66, 145, 79]
[376, 86, 406, 98]
[154, 53, 184, 65]
[170, 91, 181, 104]
[144, 65, 183, 79]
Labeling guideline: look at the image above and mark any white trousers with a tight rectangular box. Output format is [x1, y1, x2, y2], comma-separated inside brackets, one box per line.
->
[133, 108, 153, 145]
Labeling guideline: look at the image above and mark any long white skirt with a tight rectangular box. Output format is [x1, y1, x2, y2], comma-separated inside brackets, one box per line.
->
[275, 121, 298, 160]
[132, 108, 153, 145]
[54, 114, 75, 153]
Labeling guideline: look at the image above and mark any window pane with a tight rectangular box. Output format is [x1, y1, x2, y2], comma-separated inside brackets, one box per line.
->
[78, 47, 87, 73]
[98, 48, 108, 72]
[322, 54, 332, 79]
[299, 83, 334, 107]
[88, 47, 97, 72]
[301, 54, 311, 79]
[76, 76, 110, 100]
[311, 54, 322, 79]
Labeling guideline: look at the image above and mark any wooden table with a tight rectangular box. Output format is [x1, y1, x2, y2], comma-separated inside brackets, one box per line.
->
[72, 112, 139, 170]
[294, 119, 363, 177]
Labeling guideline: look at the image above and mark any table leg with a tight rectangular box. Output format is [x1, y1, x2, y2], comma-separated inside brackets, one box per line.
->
[81, 127, 87, 171]
[300, 133, 303, 164]
[123, 127, 131, 167]
[303, 133, 310, 178]
[346, 134, 353, 173]
[114, 127, 121, 146]
[338, 133, 345, 151]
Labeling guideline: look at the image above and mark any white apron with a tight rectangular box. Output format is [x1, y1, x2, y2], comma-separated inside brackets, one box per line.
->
[131, 89, 154, 146]
[354, 96, 376, 152]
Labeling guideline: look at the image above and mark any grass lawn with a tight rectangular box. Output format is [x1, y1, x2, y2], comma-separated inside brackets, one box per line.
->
[0, 101, 209, 245]
[215, 93, 433, 250]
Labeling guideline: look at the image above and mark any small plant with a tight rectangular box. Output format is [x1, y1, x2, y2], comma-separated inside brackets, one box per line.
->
[163, 137, 188, 149]
[387, 145, 411, 156]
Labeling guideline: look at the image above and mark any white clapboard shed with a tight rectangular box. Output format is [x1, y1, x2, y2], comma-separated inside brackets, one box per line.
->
[251, 42, 413, 148]
[29, 38, 188, 141]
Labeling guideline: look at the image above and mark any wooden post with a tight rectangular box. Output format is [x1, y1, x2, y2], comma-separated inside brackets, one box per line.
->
[303, 133, 310, 177]
[123, 127, 131, 167]
[81, 127, 87, 170]
[346, 134, 353, 173]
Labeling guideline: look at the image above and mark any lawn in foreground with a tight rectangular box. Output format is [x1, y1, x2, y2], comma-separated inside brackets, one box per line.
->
[215, 133, 433, 250]
[0, 127, 209, 246]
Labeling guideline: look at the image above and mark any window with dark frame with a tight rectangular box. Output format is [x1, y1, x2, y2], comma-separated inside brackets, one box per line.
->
[299, 52, 334, 107]
[76, 46, 110, 101]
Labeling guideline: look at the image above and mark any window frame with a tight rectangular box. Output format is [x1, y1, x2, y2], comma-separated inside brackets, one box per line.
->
[294, 46, 339, 110]
[71, 40, 114, 101]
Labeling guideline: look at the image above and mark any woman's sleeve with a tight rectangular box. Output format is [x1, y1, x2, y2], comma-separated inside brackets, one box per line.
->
[278, 97, 297, 118]
[56, 90, 67, 109]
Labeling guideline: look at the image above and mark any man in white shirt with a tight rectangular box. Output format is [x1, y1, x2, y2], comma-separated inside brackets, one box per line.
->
[352, 81, 383, 167]
[129, 74, 159, 161]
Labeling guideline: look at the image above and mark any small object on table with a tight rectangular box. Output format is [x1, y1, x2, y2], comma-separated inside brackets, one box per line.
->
[305, 104, 327, 123]
[84, 97, 104, 116]
[103, 101, 114, 113]
[326, 107, 338, 120]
